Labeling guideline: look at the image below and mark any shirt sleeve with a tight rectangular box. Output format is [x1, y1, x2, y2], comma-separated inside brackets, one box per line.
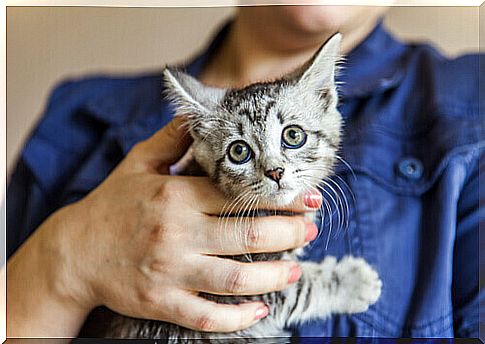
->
[452, 148, 484, 338]
[6, 79, 109, 259]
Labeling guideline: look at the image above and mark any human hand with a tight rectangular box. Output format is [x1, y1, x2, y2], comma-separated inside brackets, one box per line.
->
[8, 117, 322, 336]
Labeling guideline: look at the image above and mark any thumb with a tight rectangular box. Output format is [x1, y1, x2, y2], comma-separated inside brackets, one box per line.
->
[130, 116, 193, 172]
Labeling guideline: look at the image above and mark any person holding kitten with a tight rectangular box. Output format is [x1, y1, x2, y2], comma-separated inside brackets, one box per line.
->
[7, 5, 483, 339]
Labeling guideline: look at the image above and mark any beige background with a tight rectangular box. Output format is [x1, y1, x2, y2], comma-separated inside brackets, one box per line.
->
[6, 6, 483, 173]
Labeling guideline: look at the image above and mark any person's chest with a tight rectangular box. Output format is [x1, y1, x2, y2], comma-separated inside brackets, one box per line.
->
[56, 71, 479, 338]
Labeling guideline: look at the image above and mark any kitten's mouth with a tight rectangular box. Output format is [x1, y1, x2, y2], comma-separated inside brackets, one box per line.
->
[275, 186, 292, 193]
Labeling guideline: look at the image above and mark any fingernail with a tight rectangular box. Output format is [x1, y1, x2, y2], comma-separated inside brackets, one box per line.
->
[305, 223, 318, 242]
[254, 305, 269, 320]
[288, 264, 302, 284]
[304, 191, 322, 209]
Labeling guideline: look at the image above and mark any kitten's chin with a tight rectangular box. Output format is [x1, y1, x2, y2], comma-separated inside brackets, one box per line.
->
[260, 189, 300, 207]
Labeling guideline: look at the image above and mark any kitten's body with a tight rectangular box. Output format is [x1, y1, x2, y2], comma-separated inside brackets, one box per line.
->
[109, 252, 380, 341]
[105, 34, 382, 341]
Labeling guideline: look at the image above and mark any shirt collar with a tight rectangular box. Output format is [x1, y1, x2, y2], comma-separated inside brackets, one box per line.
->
[338, 21, 407, 97]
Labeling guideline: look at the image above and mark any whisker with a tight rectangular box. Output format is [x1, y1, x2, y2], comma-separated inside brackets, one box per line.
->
[335, 155, 356, 180]
[295, 174, 339, 222]
[243, 195, 260, 262]
[335, 174, 356, 204]
[295, 180, 326, 250]
[218, 190, 252, 251]
[322, 196, 333, 250]
[319, 180, 343, 232]
[297, 177, 342, 250]
[221, 190, 252, 243]
[316, 182, 341, 230]
[326, 178, 351, 232]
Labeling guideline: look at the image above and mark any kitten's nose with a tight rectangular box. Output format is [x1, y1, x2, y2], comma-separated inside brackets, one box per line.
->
[265, 167, 285, 183]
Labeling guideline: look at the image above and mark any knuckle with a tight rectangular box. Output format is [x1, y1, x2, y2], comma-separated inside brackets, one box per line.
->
[149, 180, 187, 214]
[148, 224, 168, 244]
[245, 223, 264, 248]
[225, 266, 249, 294]
[136, 286, 159, 307]
[195, 314, 217, 332]
[147, 222, 185, 251]
[152, 178, 196, 213]
[162, 178, 181, 195]
[137, 197, 162, 221]
[151, 181, 173, 204]
[147, 257, 168, 274]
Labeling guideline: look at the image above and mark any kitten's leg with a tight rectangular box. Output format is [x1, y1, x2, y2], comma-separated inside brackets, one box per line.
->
[278, 256, 382, 327]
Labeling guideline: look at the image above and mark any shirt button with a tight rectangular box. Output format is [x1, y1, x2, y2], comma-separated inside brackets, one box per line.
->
[397, 157, 424, 181]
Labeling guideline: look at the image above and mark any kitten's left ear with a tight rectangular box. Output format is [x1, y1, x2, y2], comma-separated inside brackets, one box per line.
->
[294, 32, 342, 94]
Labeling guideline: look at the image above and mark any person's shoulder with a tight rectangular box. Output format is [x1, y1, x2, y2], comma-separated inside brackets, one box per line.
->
[20, 70, 167, 193]
[44, 70, 165, 125]
[404, 42, 482, 119]
[56, 70, 164, 93]
[31, 70, 167, 147]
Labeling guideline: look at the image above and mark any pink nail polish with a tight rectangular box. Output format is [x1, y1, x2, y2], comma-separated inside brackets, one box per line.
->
[288, 264, 302, 284]
[254, 305, 269, 320]
[305, 223, 318, 242]
[304, 191, 322, 209]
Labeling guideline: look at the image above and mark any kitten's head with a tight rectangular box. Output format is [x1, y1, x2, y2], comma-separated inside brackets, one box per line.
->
[164, 33, 342, 206]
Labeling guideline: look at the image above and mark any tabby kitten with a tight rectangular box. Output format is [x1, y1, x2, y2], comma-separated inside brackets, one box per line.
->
[107, 33, 382, 341]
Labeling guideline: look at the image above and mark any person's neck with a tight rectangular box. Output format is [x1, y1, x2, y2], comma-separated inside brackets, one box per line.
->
[199, 15, 378, 88]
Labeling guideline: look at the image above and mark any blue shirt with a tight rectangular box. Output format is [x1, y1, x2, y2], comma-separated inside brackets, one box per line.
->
[7, 22, 484, 338]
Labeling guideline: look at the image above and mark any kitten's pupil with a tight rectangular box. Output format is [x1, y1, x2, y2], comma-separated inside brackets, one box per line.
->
[235, 145, 243, 155]
[289, 130, 297, 139]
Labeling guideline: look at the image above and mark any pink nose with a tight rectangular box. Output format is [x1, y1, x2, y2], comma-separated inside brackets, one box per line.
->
[265, 167, 284, 183]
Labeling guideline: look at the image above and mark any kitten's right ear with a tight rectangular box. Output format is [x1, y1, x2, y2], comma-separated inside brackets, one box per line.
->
[163, 67, 226, 114]
[163, 67, 226, 135]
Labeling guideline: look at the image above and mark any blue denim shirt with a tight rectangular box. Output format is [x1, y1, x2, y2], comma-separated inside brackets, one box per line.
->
[7, 22, 484, 338]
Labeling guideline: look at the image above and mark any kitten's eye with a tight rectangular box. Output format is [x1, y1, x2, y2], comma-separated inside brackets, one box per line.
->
[282, 125, 307, 149]
[227, 140, 252, 164]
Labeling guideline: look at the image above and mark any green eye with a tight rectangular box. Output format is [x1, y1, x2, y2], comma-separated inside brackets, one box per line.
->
[282, 125, 307, 149]
[227, 141, 252, 164]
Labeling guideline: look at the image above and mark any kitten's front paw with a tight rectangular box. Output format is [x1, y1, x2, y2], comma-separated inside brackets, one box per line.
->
[331, 256, 382, 314]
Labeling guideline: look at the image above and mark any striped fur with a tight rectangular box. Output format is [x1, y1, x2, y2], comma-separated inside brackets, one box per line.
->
[106, 33, 382, 341]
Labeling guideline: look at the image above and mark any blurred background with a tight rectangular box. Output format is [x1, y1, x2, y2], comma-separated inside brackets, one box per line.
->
[6, 6, 484, 173]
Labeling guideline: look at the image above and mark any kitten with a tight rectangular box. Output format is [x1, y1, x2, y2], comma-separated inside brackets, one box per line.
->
[106, 33, 382, 341]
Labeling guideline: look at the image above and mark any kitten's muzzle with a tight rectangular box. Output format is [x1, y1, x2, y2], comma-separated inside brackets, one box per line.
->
[265, 167, 285, 184]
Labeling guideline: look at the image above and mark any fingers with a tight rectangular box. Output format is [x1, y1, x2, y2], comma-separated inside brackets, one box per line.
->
[185, 256, 301, 296]
[167, 292, 269, 333]
[198, 215, 318, 255]
[129, 116, 193, 172]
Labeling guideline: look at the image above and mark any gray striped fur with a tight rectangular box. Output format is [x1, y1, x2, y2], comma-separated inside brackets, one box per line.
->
[106, 33, 381, 341]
